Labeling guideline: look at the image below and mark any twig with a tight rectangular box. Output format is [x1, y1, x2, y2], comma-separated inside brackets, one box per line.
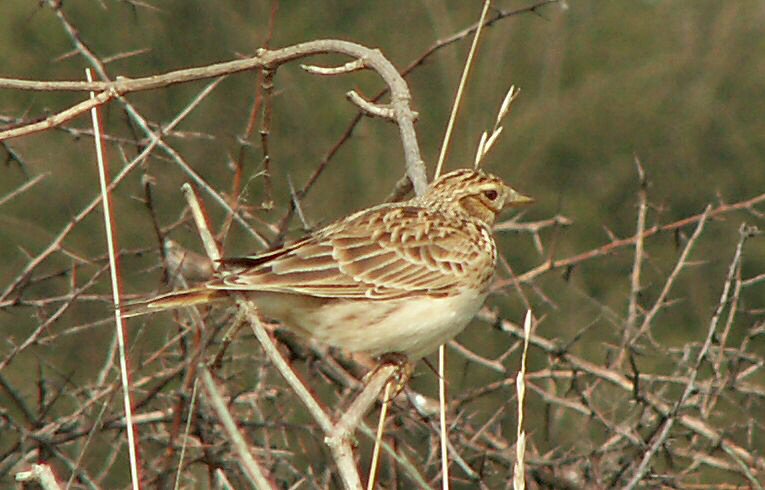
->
[494, 214, 572, 233]
[503, 193, 765, 286]
[231, 0, 279, 234]
[711, 230, 748, 377]
[628, 206, 711, 346]
[622, 222, 752, 489]
[480, 308, 765, 471]
[0, 173, 48, 208]
[625, 156, 647, 336]
[181, 184, 222, 263]
[357, 422, 430, 489]
[721, 443, 765, 490]
[120, 81, 271, 248]
[199, 366, 274, 489]
[326, 364, 397, 489]
[301, 58, 366, 76]
[244, 308, 333, 435]
[0, 79, 219, 304]
[173, 378, 199, 490]
[346, 90, 398, 121]
[15, 464, 61, 490]
[438, 343, 450, 490]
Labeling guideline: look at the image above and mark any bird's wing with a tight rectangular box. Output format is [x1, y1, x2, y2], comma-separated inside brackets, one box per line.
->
[211, 205, 493, 299]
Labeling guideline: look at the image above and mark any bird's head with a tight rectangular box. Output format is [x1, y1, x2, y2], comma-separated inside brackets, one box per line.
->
[422, 168, 533, 225]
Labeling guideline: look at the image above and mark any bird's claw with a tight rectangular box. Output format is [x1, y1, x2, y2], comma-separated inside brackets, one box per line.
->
[369, 352, 413, 397]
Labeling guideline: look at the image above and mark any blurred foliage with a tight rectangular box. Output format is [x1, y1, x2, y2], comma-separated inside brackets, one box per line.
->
[1, 0, 764, 488]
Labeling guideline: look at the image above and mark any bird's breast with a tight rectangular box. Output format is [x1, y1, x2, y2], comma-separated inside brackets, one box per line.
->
[255, 288, 489, 359]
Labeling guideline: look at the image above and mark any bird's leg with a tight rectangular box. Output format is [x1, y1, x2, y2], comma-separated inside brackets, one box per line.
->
[372, 352, 413, 397]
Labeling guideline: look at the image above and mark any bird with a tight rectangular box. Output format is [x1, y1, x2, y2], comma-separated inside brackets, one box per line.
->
[126, 168, 532, 360]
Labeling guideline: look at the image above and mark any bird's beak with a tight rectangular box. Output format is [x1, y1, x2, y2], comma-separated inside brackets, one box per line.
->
[504, 187, 534, 209]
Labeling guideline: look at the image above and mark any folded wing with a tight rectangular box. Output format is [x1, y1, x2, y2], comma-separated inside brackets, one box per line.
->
[211, 205, 491, 299]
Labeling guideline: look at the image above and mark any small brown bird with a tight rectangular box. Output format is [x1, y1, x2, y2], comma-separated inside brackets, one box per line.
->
[127, 168, 532, 359]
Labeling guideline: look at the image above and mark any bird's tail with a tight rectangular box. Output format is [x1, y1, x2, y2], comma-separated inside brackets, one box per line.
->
[122, 287, 226, 318]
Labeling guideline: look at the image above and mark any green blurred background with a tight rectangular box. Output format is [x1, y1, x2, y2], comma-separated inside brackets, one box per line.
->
[1, 0, 764, 487]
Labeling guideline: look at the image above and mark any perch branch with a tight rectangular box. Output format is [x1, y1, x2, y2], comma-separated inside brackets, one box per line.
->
[183, 181, 399, 490]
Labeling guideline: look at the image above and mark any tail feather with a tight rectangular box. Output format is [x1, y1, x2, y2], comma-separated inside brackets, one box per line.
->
[122, 287, 226, 318]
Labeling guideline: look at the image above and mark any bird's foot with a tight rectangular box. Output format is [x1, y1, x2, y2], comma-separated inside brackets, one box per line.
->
[370, 352, 413, 397]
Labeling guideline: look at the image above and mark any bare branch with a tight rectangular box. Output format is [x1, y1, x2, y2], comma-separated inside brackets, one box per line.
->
[0, 40, 428, 195]
[199, 366, 274, 489]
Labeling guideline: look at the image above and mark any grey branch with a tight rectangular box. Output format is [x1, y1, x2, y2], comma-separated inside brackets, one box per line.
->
[0, 39, 428, 195]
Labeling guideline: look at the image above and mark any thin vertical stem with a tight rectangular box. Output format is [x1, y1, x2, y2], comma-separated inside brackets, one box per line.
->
[435, 4, 492, 489]
[434, 0, 492, 180]
[87, 68, 141, 490]
[366, 382, 392, 490]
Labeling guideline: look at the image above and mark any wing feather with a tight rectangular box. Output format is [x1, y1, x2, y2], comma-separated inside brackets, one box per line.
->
[209, 205, 492, 299]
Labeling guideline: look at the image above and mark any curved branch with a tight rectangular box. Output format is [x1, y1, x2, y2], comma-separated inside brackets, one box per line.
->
[0, 40, 427, 195]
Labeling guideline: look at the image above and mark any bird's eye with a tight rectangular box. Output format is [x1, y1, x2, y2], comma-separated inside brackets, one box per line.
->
[483, 189, 498, 201]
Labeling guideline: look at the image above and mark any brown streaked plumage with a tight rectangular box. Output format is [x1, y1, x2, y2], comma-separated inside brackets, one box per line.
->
[126, 168, 532, 359]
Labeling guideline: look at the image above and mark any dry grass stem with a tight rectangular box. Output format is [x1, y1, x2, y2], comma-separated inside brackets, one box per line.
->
[512, 311, 532, 490]
[475, 85, 520, 168]
[87, 68, 141, 490]
[366, 382, 392, 490]
[434, 3, 494, 488]
[434, 0, 492, 180]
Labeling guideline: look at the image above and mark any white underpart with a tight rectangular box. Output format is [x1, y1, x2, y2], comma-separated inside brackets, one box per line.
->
[254, 288, 487, 359]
